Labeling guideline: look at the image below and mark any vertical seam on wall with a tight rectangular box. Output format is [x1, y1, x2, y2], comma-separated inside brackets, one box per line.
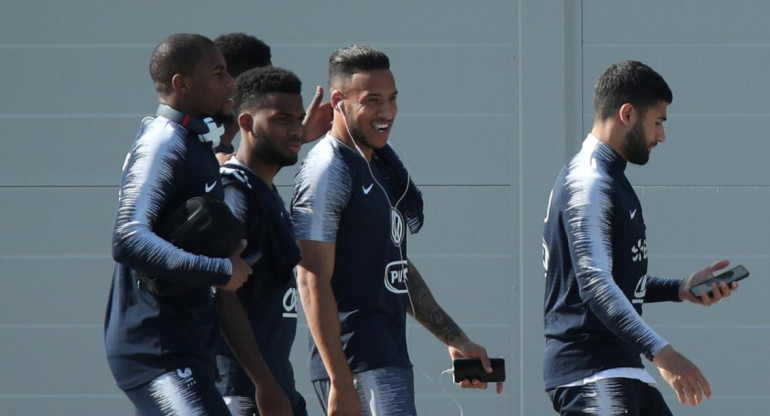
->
[516, 1, 525, 414]
[564, 0, 585, 160]
[580, 0, 585, 140]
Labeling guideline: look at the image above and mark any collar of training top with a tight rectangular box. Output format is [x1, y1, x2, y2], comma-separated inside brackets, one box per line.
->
[155, 104, 210, 135]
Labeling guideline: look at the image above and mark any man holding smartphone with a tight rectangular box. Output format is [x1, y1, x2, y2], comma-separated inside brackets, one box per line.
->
[291, 45, 502, 416]
[541, 60, 739, 415]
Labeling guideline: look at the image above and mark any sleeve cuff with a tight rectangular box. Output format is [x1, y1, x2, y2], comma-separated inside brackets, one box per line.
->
[211, 258, 233, 286]
[645, 340, 670, 361]
[645, 276, 683, 303]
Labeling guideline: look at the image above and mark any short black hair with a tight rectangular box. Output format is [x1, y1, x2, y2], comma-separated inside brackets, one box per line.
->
[214, 32, 272, 78]
[149, 33, 215, 96]
[328, 45, 390, 89]
[594, 60, 673, 120]
[233, 66, 302, 114]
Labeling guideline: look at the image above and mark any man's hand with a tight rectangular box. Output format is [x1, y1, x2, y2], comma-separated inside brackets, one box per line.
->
[255, 380, 294, 416]
[653, 345, 710, 406]
[448, 338, 504, 394]
[327, 379, 362, 416]
[217, 239, 251, 292]
[302, 85, 333, 144]
[215, 151, 234, 165]
[679, 259, 738, 305]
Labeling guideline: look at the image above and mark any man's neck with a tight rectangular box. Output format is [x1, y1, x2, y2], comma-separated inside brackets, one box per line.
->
[159, 98, 203, 120]
[590, 120, 627, 160]
[233, 151, 279, 188]
[219, 120, 239, 148]
[330, 121, 373, 161]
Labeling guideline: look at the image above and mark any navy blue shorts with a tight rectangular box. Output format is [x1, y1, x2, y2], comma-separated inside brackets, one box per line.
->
[123, 365, 229, 416]
[222, 394, 308, 416]
[548, 378, 673, 416]
[313, 366, 417, 416]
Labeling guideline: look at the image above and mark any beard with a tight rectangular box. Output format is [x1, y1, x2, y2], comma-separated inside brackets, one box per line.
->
[346, 122, 378, 151]
[253, 128, 299, 167]
[623, 120, 650, 165]
[350, 125, 371, 149]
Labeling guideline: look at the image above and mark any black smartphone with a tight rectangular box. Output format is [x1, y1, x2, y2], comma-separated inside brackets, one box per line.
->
[689, 265, 749, 297]
[452, 358, 506, 383]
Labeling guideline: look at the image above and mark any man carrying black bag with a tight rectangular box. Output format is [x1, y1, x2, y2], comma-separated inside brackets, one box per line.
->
[104, 33, 262, 415]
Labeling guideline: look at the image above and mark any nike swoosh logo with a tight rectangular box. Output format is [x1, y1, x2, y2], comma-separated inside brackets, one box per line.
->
[205, 182, 216, 193]
[633, 274, 647, 304]
[362, 184, 373, 194]
[630, 209, 637, 219]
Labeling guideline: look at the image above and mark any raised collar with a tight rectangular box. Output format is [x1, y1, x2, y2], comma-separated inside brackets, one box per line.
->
[155, 104, 209, 135]
[584, 134, 627, 172]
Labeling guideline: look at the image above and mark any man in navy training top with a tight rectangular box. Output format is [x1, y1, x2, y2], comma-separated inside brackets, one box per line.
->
[291, 45, 503, 416]
[542, 60, 739, 415]
[105, 33, 266, 415]
[214, 66, 310, 416]
[211, 32, 331, 165]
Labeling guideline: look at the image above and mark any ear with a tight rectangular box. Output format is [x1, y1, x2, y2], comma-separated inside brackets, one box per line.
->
[330, 90, 344, 112]
[237, 111, 254, 133]
[618, 103, 635, 127]
[171, 73, 189, 94]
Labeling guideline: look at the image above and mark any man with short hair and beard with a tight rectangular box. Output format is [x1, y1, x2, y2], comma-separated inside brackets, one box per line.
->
[214, 66, 309, 416]
[542, 60, 740, 415]
[291, 45, 502, 416]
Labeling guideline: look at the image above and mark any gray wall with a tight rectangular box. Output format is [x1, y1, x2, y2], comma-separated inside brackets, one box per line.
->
[0, 1, 767, 414]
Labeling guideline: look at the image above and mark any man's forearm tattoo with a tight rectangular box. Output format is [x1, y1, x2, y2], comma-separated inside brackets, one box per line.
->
[406, 262, 462, 344]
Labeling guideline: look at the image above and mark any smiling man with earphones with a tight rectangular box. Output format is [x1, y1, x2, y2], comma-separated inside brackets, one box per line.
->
[291, 45, 502, 416]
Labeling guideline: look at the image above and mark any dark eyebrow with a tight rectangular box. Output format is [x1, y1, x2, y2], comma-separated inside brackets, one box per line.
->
[363, 90, 398, 98]
[275, 110, 306, 119]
